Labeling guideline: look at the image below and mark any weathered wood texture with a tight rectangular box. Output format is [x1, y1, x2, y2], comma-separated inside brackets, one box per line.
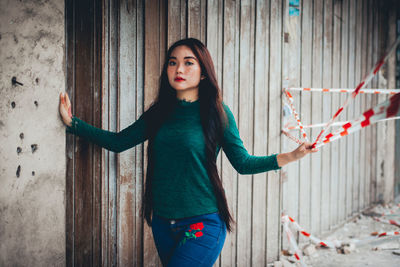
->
[66, 0, 103, 265]
[66, 0, 398, 265]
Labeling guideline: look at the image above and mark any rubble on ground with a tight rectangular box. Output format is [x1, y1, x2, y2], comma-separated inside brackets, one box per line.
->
[277, 203, 400, 267]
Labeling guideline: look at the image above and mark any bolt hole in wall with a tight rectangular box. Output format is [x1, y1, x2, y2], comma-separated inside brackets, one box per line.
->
[9, 73, 39, 177]
[11, 76, 23, 86]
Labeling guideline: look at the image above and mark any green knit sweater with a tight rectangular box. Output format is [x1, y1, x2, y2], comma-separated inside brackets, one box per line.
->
[66, 99, 281, 219]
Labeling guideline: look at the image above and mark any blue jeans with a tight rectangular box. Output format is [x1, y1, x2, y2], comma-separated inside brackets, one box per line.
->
[151, 211, 227, 267]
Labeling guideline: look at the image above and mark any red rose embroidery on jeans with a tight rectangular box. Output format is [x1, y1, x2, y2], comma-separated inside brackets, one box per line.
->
[180, 222, 204, 245]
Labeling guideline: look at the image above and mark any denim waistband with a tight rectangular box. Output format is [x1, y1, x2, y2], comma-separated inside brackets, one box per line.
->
[154, 211, 219, 222]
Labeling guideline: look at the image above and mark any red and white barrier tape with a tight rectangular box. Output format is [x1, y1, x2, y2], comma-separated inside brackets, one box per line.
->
[281, 212, 400, 265]
[373, 217, 400, 227]
[373, 231, 400, 238]
[281, 129, 304, 145]
[283, 215, 342, 249]
[283, 88, 309, 141]
[315, 93, 400, 148]
[381, 203, 400, 216]
[285, 116, 400, 130]
[312, 35, 400, 147]
[287, 88, 400, 95]
[282, 215, 307, 267]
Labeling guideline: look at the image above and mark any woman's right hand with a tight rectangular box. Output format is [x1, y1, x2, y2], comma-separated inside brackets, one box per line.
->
[59, 92, 73, 127]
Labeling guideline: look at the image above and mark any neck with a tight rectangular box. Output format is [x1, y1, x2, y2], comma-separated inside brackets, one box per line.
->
[176, 88, 199, 102]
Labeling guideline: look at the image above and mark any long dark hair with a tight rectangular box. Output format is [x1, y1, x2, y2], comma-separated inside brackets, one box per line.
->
[141, 38, 235, 233]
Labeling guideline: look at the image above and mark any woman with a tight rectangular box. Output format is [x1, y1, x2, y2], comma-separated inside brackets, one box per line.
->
[59, 38, 317, 266]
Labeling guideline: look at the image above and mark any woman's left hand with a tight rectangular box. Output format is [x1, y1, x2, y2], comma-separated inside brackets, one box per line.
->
[277, 142, 318, 167]
[291, 142, 318, 161]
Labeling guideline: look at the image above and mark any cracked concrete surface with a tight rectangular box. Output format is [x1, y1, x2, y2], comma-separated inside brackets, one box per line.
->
[0, 0, 65, 265]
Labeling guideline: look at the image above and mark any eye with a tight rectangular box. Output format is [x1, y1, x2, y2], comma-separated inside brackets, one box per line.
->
[168, 61, 176, 66]
[185, 61, 194, 66]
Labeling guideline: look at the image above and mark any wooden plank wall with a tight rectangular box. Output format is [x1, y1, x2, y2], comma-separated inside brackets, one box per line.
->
[66, 0, 103, 265]
[67, 0, 398, 266]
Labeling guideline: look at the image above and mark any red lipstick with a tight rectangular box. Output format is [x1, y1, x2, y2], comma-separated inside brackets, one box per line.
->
[175, 77, 185, 82]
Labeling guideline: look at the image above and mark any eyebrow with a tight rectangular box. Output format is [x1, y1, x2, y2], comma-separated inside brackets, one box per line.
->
[169, 56, 197, 60]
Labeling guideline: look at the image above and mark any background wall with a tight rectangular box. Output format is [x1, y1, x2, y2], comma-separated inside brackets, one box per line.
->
[0, 0, 65, 266]
[0, 0, 397, 266]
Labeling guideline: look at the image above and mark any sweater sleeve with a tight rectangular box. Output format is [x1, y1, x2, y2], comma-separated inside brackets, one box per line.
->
[221, 103, 281, 174]
[65, 113, 148, 153]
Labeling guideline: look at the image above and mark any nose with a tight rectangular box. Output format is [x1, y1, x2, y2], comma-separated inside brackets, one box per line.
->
[176, 62, 184, 73]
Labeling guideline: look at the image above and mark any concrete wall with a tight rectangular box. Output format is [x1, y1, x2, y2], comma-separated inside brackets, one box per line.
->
[0, 0, 65, 265]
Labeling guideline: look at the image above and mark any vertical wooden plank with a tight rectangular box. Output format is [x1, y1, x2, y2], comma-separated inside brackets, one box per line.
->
[311, 0, 323, 235]
[205, 1, 224, 266]
[252, 0, 269, 265]
[220, 1, 239, 266]
[101, 1, 110, 265]
[118, 0, 145, 266]
[321, 0, 333, 233]
[331, 0, 342, 227]
[119, 1, 136, 265]
[370, 0, 379, 204]
[376, 0, 386, 203]
[299, 0, 312, 243]
[206, 1, 219, 59]
[359, 0, 368, 211]
[365, 0, 373, 208]
[167, 0, 186, 47]
[267, 0, 282, 262]
[135, 1, 145, 265]
[236, 0, 255, 265]
[93, 0, 103, 265]
[188, 0, 206, 40]
[74, 0, 96, 265]
[67, 0, 103, 264]
[281, 0, 301, 250]
[109, 0, 119, 264]
[346, 0, 356, 216]
[339, 0, 349, 223]
[65, 0, 75, 265]
[394, 2, 400, 200]
[352, 0, 362, 213]
[144, 0, 163, 266]
[108, 0, 119, 265]
[384, 0, 397, 203]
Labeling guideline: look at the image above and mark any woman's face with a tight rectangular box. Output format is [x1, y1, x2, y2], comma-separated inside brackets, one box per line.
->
[167, 45, 205, 93]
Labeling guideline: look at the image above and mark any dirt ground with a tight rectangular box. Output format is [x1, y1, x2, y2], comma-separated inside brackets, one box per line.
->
[277, 203, 400, 267]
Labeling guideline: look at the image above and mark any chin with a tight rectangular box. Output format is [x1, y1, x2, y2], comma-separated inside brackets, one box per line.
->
[172, 85, 188, 91]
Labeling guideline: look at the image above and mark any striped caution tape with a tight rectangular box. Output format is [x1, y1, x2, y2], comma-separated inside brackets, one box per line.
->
[287, 88, 400, 95]
[312, 35, 400, 147]
[381, 203, 400, 216]
[281, 212, 400, 265]
[281, 36, 400, 146]
[315, 93, 400, 148]
[285, 116, 400, 130]
[283, 88, 309, 141]
[283, 215, 342, 249]
[282, 93, 400, 146]
[371, 231, 400, 237]
[373, 217, 400, 227]
[281, 215, 307, 267]
[281, 129, 304, 145]
[285, 120, 348, 130]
